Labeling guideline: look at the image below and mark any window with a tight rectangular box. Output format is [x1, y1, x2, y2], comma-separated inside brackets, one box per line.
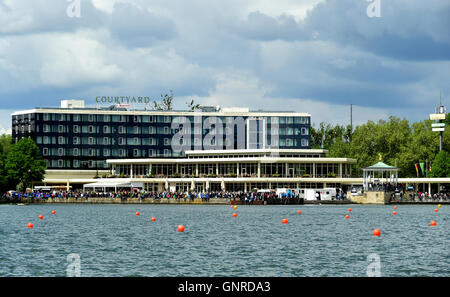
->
[88, 137, 95, 145]
[119, 149, 126, 157]
[103, 126, 110, 134]
[149, 149, 155, 157]
[301, 138, 309, 147]
[103, 137, 110, 145]
[73, 114, 80, 122]
[73, 148, 79, 156]
[164, 138, 170, 146]
[133, 149, 140, 157]
[88, 148, 95, 157]
[164, 126, 170, 134]
[74, 160, 79, 168]
[119, 126, 125, 134]
[73, 125, 80, 133]
[103, 149, 110, 157]
[301, 127, 309, 135]
[58, 136, 65, 144]
[119, 137, 125, 145]
[149, 126, 156, 134]
[58, 160, 64, 168]
[58, 148, 64, 156]
[104, 115, 110, 122]
[43, 125, 50, 133]
[73, 137, 80, 145]
[43, 148, 49, 156]
[88, 125, 95, 133]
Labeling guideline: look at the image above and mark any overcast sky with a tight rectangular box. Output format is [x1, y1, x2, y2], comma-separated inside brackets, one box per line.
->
[0, 0, 449, 134]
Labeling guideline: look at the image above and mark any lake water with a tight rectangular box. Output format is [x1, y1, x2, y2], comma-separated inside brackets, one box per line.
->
[0, 204, 448, 277]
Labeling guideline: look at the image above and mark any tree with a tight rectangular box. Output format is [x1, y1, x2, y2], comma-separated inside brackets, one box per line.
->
[186, 99, 201, 111]
[430, 150, 450, 177]
[152, 90, 174, 110]
[0, 134, 12, 192]
[5, 138, 46, 191]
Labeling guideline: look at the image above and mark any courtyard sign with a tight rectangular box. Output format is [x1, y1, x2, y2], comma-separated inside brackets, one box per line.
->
[95, 96, 151, 104]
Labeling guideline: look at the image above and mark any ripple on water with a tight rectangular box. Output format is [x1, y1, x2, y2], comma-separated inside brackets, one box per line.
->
[0, 204, 448, 276]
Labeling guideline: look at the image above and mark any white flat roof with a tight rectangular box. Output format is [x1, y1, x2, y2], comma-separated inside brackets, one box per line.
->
[106, 157, 357, 164]
[185, 149, 328, 155]
[11, 108, 311, 117]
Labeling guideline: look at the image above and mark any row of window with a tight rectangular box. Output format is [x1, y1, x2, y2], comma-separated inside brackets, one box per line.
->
[43, 148, 177, 158]
[18, 124, 310, 136]
[35, 113, 310, 124]
[36, 136, 309, 147]
[37, 136, 169, 146]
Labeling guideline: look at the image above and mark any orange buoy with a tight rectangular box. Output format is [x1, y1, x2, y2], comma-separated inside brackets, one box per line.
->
[373, 229, 381, 236]
[51, 210, 56, 215]
[282, 218, 288, 224]
[27, 222, 34, 229]
[348, 208, 352, 212]
[392, 211, 397, 215]
[38, 215, 43, 220]
[136, 212, 140, 216]
[178, 225, 185, 232]
[297, 210, 302, 214]
[430, 221, 437, 226]
[345, 214, 350, 219]
[434, 209, 438, 213]
[232, 213, 237, 218]
[393, 206, 398, 210]
[151, 217, 156, 222]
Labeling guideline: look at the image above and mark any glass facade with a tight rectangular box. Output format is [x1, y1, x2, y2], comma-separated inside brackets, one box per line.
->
[12, 110, 311, 169]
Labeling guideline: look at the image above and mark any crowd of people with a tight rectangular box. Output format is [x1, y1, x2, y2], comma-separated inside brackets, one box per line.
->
[2, 189, 300, 204]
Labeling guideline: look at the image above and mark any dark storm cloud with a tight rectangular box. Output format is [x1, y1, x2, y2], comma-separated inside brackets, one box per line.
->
[236, 0, 450, 61]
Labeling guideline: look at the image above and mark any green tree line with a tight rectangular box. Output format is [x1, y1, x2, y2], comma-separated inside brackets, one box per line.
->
[0, 136, 46, 193]
[312, 114, 450, 178]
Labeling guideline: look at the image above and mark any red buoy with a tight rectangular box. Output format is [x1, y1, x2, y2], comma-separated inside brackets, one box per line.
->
[430, 221, 437, 226]
[345, 215, 350, 219]
[434, 209, 438, 213]
[373, 229, 381, 236]
[392, 211, 397, 215]
[51, 210, 56, 215]
[282, 218, 288, 224]
[151, 217, 156, 222]
[136, 212, 140, 216]
[348, 208, 352, 212]
[27, 222, 34, 229]
[178, 225, 185, 232]
[38, 215, 43, 220]
[393, 206, 398, 210]
[232, 213, 237, 217]
[297, 210, 302, 214]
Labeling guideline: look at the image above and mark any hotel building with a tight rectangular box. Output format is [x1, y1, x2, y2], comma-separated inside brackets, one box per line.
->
[12, 99, 448, 195]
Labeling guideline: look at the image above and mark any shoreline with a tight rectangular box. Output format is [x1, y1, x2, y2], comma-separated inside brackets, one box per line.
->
[1, 197, 447, 205]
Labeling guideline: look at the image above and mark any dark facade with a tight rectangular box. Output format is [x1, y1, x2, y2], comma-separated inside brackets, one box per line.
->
[12, 106, 311, 169]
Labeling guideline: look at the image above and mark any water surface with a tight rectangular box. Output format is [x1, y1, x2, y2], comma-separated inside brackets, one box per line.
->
[0, 204, 448, 277]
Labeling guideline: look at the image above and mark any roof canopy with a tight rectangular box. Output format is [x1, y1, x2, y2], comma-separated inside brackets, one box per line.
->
[363, 161, 399, 171]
